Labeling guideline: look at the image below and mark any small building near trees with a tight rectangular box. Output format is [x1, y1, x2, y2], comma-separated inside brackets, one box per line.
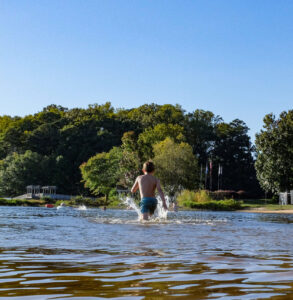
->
[26, 185, 57, 199]
[26, 185, 41, 198]
[41, 186, 57, 196]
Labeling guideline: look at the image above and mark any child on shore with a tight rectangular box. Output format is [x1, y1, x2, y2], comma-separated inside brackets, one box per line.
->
[131, 161, 168, 220]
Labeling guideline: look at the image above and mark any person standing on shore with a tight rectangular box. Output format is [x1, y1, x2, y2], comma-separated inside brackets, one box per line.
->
[131, 161, 168, 220]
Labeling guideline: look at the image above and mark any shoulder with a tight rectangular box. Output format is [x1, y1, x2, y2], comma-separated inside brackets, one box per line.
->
[154, 176, 160, 184]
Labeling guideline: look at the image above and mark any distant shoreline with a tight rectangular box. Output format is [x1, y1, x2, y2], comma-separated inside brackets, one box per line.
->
[1, 198, 293, 214]
[176, 206, 293, 214]
[2, 206, 293, 215]
[238, 209, 293, 214]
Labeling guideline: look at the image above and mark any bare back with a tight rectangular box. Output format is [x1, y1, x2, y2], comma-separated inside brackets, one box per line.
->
[131, 171, 167, 213]
[137, 174, 157, 198]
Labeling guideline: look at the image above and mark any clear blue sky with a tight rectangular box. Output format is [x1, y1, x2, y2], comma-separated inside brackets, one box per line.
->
[0, 0, 292, 141]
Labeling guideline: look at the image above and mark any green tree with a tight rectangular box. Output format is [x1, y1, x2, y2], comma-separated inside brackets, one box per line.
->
[0, 115, 16, 159]
[185, 109, 221, 164]
[27, 122, 61, 156]
[0, 116, 39, 155]
[119, 131, 141, 188]
[127, 103, 185, 129]
[137, 123, 186, 160]
[184, 111, 260, 193]
[54, 102, 133, 194]
[0, 102, 260, 197]
[153, 138, 199, 196]
[212, 119, 258, 192]
[255, 110, 293, 193]
[0, 151, 50, 197]
[0, 107, 65, 158]
[80, 147, 122, 202]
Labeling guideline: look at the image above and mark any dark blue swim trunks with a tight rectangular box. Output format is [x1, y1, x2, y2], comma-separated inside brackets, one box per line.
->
[140, 197, 157, 215]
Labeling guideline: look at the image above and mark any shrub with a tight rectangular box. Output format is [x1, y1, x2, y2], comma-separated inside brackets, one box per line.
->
[177, 190, 243, 211]
[194, 190, 212, 202]
[211, 190, 264, 200]
[210, 190, 238, 200]
[0, 198, 37, 206]
[0, 198, 16, 205]
[109, 188, 119, 200]
[177, 190, 212, 206]
[272, 194, 279, 203]
[73, 196, 84, 205]
[189, 199, 243, 211]
[55, 200, 70, 206]
[41, 196, 55, 204]
[70, 196, 102, 207]
[177, 190, 196, 206]
[108, 199, 124, 208]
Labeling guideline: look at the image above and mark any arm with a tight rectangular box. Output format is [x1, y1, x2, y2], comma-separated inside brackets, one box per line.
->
[131, 177, 139, 194]
[156, 179, 168, 210]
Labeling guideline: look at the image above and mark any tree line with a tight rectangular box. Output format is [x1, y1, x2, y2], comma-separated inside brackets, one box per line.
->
[0, 103, 291, 199]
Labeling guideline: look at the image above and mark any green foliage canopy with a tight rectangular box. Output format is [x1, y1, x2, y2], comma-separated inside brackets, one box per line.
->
[212, 119, 258, 192]
[153, 138, 199, 196]
[0, 102, 260, 197]
[137, 123, 185, 160]
[119, 131, 141, 188]
[0, 151, 50, 197]
[255, 110, 293, 193]
[80, 147, 122, 201]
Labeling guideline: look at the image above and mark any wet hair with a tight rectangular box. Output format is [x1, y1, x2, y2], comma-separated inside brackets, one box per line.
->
[143, 161, 155, 173]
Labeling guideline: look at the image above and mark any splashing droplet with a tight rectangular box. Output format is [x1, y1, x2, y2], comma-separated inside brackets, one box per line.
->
[119, 195, 170, 221]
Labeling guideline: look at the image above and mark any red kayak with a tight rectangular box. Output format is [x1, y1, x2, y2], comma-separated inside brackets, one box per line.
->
[45, 204, 54, 208]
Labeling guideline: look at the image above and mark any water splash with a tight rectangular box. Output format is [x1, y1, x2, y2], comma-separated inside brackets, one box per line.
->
[120, 195, 170, 221]
[57, 202, 66, 210]
[121, 196, 142, 219]
[154, 195, 170, 220]
[77, 205, 87, 210]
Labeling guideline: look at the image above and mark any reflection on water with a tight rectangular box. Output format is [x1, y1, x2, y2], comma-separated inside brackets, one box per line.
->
[0, 207, 293, 299]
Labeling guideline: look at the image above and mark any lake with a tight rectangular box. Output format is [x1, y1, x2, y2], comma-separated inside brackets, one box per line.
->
[0, 206, 293, 299]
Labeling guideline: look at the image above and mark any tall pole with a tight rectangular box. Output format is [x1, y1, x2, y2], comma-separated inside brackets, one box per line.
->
[220, 165, 223, 190]
[204, 162, 208, 190]
[218, 164, 220, 191]
[209, 159, 212, 191]
[200, 164, 203, 189]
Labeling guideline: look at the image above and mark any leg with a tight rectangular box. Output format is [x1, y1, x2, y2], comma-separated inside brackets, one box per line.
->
[140, 198, 150, 221]
[149, 200, 157, 217]
[142, 212, 149, 220]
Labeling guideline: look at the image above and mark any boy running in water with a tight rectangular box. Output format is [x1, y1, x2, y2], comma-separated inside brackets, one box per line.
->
[131, 161, 168, 220]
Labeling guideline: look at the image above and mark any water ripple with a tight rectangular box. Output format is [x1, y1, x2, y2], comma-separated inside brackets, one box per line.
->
[0, 206, 292, 299]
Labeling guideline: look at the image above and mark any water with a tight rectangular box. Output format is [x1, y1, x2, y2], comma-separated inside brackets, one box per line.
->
[77, 205, 87, 211]
[0, 206, 293, 299]
[121, 195, 170, 220]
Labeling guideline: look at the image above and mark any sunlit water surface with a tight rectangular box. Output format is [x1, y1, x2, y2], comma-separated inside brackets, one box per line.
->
[0, 206, 293, 299]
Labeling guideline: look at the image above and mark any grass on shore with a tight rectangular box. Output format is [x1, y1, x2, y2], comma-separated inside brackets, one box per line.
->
[0, 197, 123, 208]
[177, 190, 293, 211]
[181, 199, 243, 211]
[1, 197, 293, 212]
[177, 190, 244, 211]
[0, 198, 45, 206]
[242, 200, 293, 211]
[181, 201, 293, 212]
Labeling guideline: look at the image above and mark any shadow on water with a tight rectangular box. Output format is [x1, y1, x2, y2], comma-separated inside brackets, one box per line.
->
[0, 207, 293, 299]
